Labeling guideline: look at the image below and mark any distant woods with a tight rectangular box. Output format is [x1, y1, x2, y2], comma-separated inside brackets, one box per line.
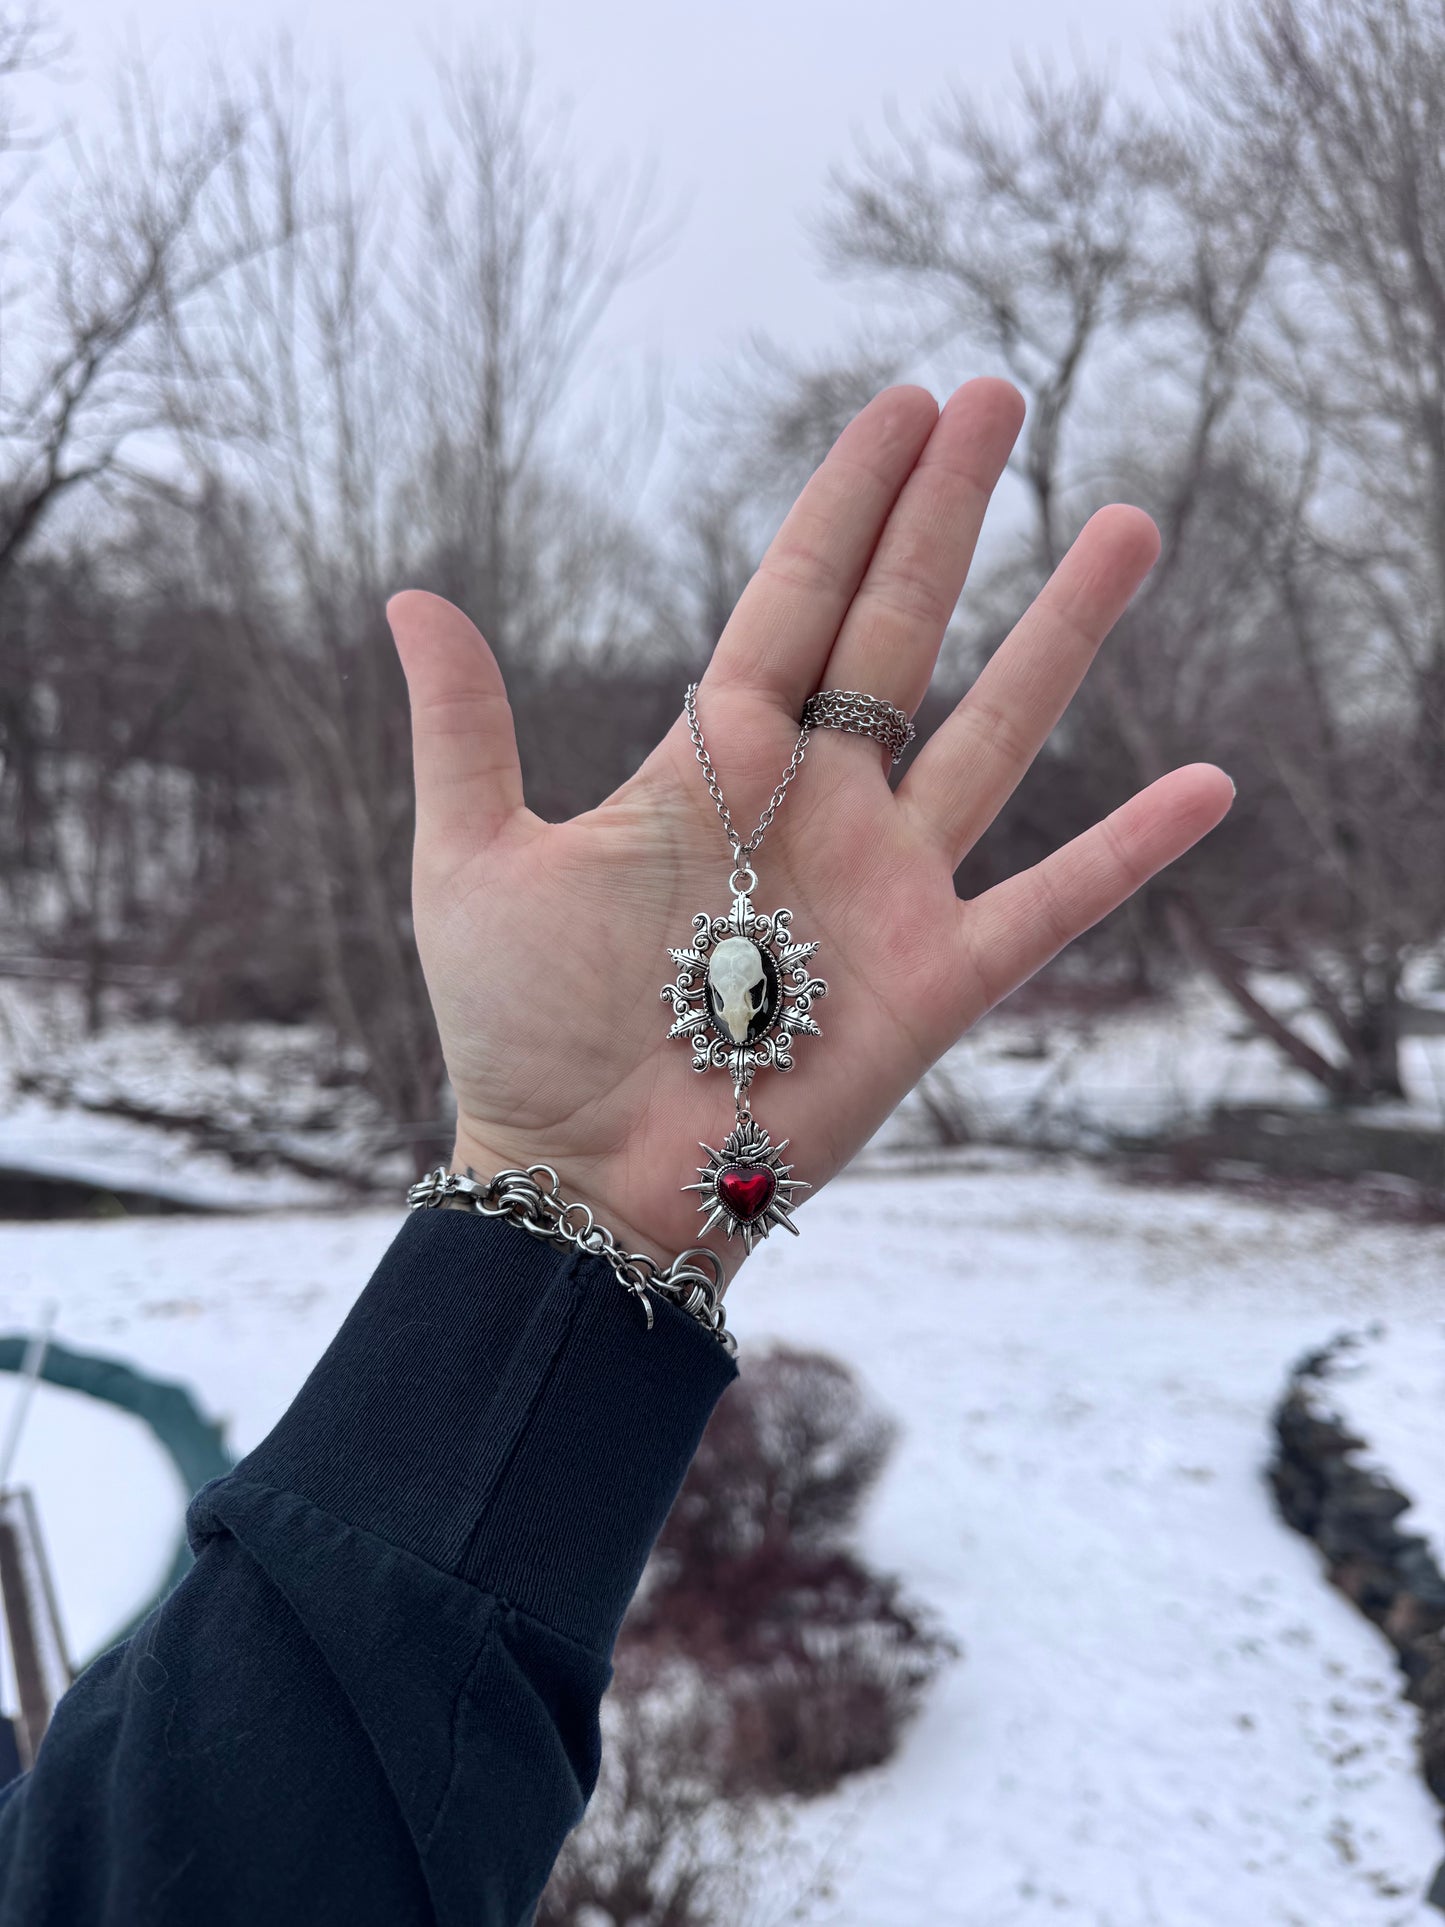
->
[0, 27, 688, 1160]
[2, 0, 1444, 1164]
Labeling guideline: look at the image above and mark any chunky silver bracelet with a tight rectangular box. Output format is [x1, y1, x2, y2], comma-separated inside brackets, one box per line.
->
[406, 1164, 736, 1356]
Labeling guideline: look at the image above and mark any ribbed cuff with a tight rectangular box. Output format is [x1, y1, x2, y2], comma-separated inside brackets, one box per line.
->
[230, 1208, 738, 1654]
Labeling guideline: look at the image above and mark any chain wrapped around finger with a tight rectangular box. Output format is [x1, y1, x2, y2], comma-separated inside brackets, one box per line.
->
[800, 688, 916, 765]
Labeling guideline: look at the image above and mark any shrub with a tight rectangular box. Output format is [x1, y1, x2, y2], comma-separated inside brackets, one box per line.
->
[625, 1347, 955, 1796]
[539, 1348, 957, 1922]
[536, 1682, 749, 1927]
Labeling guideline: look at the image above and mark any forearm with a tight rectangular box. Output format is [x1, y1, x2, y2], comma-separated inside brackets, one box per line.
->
[0, 1210, 736, 1926]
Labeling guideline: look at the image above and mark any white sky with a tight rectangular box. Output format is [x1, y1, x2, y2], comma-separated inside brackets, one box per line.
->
[46, 0, 1199, 402]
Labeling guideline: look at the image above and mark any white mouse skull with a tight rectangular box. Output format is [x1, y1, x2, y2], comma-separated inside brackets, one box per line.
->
[708, 937, 768, 1044]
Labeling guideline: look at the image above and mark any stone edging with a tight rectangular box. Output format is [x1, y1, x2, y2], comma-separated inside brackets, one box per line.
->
[1269, 1333, 1445, 1912]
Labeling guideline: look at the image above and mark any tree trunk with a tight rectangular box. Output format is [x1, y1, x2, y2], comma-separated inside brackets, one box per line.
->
[1164, 894, 1360, 1102]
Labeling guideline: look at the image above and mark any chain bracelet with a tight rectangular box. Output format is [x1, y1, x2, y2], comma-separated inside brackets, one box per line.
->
[407, 1164, 737, 1357]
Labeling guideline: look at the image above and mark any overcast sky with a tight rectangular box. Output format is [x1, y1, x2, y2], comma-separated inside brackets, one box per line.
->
[49, 0, 1198, 403]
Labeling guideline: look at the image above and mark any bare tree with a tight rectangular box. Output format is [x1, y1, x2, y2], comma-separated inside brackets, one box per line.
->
[826, 70, 1157, 569]
[0, 30, 674, 1172]
[1190, 0, 1445, 747]
[1166, 0, 1445, 1096]
[0, 4, 64, 201]
[157, 50, 668, 1161]
[401, 57, 666, 657]
[0, 40, 282, 979]
[822, 23, 1445, 1102]
[0, 57, 265, 585]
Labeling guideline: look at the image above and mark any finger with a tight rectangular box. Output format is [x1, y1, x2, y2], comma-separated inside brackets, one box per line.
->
[958, 764, 1234, 1012]
[387, 589, 524, 855]
[703, 385, 940, 713]
[901, 506, 1161, 863]
[817, 378, 1024, 750]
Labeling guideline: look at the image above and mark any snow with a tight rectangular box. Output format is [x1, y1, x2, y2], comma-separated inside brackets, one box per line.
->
[1, 1153, 1442, 1921]
[0, 1381, 185, 1666]
[0, 979, 374, 1208]
[0, 1092, 346, 1211]
[891, 974, 1445, 1152]
[1327, 1326, 1445, 1577]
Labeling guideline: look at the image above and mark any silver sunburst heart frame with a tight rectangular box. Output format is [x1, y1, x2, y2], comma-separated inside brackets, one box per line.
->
[684, 1115, 809, 1252]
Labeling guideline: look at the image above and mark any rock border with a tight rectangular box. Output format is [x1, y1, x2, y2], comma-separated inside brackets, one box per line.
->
[1269, 1332, 1445, 1911]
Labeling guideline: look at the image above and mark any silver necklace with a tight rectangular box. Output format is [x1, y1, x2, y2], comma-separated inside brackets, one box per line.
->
[660, 684, 828, 1253]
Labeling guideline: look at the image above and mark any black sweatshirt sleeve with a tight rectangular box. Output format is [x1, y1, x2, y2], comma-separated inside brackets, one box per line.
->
[0, 1207, 738, 1926]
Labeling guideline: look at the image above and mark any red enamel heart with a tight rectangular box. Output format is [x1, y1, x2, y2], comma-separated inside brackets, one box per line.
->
[716, 1164, 776, 1222]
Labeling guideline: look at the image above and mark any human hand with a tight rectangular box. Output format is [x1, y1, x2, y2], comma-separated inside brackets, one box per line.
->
[388, 381, 1232, 1280]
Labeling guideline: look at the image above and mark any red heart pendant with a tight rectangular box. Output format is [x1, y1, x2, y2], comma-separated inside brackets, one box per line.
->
[716, 1163, 776, 1223]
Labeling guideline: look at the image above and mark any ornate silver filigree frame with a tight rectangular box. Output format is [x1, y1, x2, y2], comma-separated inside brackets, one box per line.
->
[661, 890, 827, 1086]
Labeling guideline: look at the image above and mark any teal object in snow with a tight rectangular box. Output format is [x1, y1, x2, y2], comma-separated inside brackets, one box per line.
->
[0, 1335, 233, 1665]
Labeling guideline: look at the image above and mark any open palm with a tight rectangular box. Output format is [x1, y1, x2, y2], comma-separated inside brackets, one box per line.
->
[389, 381, 1231, 1279]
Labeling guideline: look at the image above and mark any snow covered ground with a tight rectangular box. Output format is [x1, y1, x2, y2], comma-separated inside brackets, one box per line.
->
[0, 979, 368, 1208]
[902, 972, 1445, 1152]
[1, 1153, 1442, 1923]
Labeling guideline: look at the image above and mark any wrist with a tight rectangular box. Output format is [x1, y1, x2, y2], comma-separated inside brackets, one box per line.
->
[449, 1124, 664, 1278]
[439, 1123, 737, 1350]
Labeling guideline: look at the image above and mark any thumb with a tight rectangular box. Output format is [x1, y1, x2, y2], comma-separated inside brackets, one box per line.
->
[387, 590, 525, 858]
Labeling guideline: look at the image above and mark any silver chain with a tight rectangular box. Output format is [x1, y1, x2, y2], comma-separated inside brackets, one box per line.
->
[407, 1164, 736, 1356]
[684, 682, 810, 862]
[800, 688, 916, 766]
